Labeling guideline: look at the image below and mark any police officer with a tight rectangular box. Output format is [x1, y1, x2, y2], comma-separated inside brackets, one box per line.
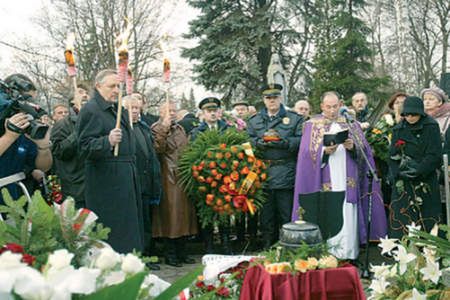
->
[247, 84, 304, 249]
[190, 97, 229, 140]
[190, 97, 233, 254]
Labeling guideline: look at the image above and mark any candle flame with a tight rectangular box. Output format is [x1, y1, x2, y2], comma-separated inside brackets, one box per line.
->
[115, 17, 131, 53]
[65, 32, 75, 51]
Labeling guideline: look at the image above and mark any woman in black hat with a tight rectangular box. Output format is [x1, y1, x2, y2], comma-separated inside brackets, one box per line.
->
[387, 96, 442, 238]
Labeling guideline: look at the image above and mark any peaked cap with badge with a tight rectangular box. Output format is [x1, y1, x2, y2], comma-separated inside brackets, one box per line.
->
[199, 97, 221, 110]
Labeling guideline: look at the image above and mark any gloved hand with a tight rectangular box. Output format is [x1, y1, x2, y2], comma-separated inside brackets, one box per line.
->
[399, 168, 419, 180]
[266, 139, 289, 149]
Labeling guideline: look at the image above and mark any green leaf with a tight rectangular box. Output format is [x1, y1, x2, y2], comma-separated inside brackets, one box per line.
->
[154, 265, 204, 300]
[75, 272, 146, 300]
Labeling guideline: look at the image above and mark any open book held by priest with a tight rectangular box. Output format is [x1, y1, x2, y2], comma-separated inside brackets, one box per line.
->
[323, 129, 349, 146]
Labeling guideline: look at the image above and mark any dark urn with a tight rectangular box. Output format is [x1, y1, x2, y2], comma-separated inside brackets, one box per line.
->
[279, 220, 323, 249]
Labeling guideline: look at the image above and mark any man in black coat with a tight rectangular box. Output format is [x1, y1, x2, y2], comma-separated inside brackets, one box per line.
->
[124, 94, 161, 269]
[247, 84, 304, 249]
[76, 69, 143, 253]
[51, 83, 89, 208]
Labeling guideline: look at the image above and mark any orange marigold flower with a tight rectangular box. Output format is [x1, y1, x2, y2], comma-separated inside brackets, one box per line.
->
[230, 171, 239, 181]
[211, 181, 218, 188]
[225, 152, 232, 159]
[230, 146, 238, 153]
[220, 162, 227, 169]
[216, 152, 224, 160]
[219, 143, 227, 150]
[215, 173, 223, 181]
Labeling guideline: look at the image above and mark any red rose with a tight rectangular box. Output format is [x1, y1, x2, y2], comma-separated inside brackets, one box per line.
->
[394, 139, 406, 148]
[0, 243, 24, 254]
[22, 254, 36, 265]
[216, 286, 230, 297]
[195, 281, 205, 289]
[232, 195, 247, 208]
[206, 284, 215, 292]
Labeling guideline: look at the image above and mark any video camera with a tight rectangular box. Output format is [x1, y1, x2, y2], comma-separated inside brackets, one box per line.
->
[0, 78, 49, 140]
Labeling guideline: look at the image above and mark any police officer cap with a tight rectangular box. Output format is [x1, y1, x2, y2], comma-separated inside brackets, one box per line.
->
[261, 83, 283, 97]
[199, 97, 221, 110]
[401, 96, 426, 117]
[232, 101, 249, 108]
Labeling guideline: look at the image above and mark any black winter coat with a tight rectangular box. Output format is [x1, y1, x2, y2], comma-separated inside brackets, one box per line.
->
[247, 105, 303, 189]
[388, 115, 442, 237]
[51, 114, 85, 207]
[134, 120, 161, 205]
[76, 90, 143, 253]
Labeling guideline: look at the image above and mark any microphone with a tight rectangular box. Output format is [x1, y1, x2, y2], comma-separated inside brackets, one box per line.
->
[339, 106, 355, 123]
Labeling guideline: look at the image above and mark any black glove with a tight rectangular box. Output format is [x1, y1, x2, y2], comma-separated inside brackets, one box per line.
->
[266, 139, 289, 149]
[399, 168, 419, 180]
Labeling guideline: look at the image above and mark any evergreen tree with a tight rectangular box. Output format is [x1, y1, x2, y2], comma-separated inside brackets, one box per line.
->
[182, 0, 278, 107]
[311, 0, 389, 107]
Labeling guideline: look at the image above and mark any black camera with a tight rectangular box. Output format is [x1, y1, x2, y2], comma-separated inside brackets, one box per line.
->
[0, 79, 49, 140]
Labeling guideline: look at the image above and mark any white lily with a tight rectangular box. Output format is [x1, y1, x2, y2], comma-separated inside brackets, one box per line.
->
[430, 224, 439, 237]
[369, 277, 389, 295]
[422, 247, 437, 263]
[408, 288, 426, 300]
[393, 245, 416, 275]
[378, 236, 398, 255]
[420, 259, 441, 284]
[406, 222, 421, 237]
[370, 263, 391, 279]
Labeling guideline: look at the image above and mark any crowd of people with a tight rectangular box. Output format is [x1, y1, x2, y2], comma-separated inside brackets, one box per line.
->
[1, 69, 449, 269]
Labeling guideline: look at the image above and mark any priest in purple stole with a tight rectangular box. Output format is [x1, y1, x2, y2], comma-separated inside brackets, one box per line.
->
[291, 91, 387, 260]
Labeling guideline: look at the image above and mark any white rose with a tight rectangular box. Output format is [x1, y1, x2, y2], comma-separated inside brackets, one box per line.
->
[95, 247, 121, 270]
[47, 249, 74, 270]
[384, 114, 395, 126]
[0, 251, 25, 269]
[13, 267, 52, 300]
[121, 254, 145, 274]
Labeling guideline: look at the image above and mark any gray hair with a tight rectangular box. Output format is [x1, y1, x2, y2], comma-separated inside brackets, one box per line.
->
[95, 69, 117, 85]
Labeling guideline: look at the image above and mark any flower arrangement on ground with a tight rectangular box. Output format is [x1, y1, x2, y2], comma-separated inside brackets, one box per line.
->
[255, 242, 340, 275]
[190, 261, 250, 299]
[0, 190, 176, 300]
[179, 129, 267, 227]
[366, 114, 395, 162]
[369, 224, 450, 299]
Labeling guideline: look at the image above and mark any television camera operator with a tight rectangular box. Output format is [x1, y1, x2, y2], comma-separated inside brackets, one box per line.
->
[0, 74, 52, 203]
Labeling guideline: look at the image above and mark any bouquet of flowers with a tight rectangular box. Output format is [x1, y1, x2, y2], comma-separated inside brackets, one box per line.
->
[179, 129, 267, 227]
[45, 174, 63, 204]
[369, 224, 450, 299]
[366, 114, 395, 162]
[255, 243, 339, 275]
[190, 262, 249, 299]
